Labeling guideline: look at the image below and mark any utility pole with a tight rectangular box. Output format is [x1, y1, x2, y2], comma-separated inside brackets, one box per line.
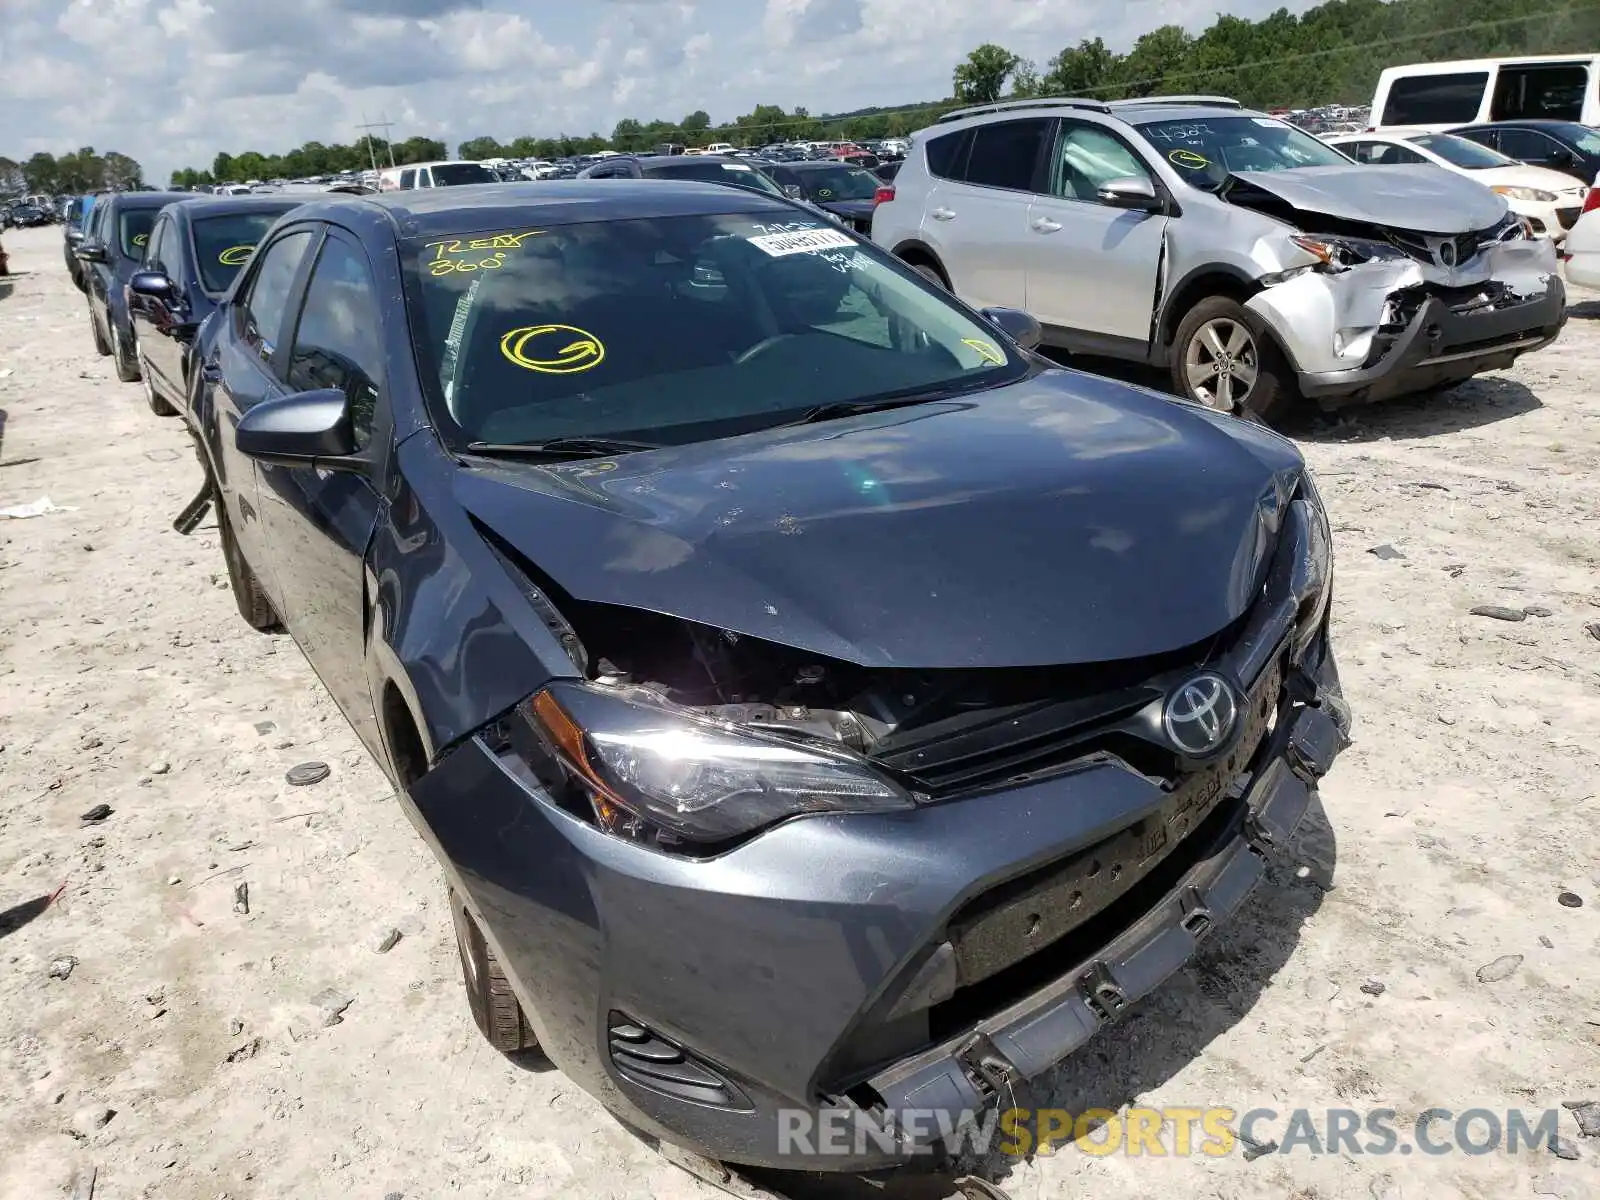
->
[356, 113, 399, 171]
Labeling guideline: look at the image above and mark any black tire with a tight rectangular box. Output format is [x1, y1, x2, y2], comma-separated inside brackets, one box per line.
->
[111, 321, 141, 383]
[215, 499, 280, 631]
[89, 305, 111, 356]
[451, 890, 538, 1053]
[902, 256, 949, 290]
[1170, 296, 1295, 423]
[137, 344, 177, 416]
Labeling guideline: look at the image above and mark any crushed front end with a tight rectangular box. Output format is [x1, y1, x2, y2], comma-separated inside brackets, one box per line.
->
[404, 477, 1350, 1172]
[1243, 209, 1565, 408]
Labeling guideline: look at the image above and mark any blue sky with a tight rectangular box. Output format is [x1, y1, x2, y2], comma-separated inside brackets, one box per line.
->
[1, 0, 1322, 184]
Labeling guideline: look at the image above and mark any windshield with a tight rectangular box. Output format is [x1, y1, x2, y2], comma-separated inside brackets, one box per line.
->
[1409, 133, 1513, 170]
[192, 210, 296, 293]
[647, 160, 785, 196]
[796, 166, 879, 202]
[1137, 116, 1351, 191]
[1550, 123, 1600, 155]
[119, 209, 157, 259]
[433, 163, 497, 187]
[405, 213, 1023, 448]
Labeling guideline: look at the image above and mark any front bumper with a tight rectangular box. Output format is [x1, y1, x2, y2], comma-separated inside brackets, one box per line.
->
[1248, 238, 1566, 407]
[405, 626, 1349, 1172]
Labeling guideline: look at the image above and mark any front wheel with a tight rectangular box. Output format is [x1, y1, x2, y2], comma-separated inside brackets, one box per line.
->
[1170, 297, 1293, 423]
[110, 321, 141, 382]
[215, 498, 280, 631]
[137, 342, 177, 416]
[451, 890, 539, 1054]
[89, 306, 111, 356]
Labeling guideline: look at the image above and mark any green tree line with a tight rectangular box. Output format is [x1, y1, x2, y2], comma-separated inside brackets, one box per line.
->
[1, 147, 144, 196]
[169, 0, 1596, 186]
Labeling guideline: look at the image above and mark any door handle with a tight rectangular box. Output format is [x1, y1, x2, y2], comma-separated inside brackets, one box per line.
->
[1031, 217, 1062, 233]
[930, 207, 956, 221]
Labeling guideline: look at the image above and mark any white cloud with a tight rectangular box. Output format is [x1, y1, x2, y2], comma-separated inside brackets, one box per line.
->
[2, 0, 1326, 184]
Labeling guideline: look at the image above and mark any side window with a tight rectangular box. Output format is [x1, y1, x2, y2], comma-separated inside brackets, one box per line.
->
[418, 168, 433, 188]
[962, 119, 1050, 191]
[1051, 123, 1154, 202]
[1491, 64, 1589, 122]
[238, 230, 316, 371]
[1360, 141, 1426, 165]
[399, 168, 417, 189]
[1496, 128, 1558, 162]
[155, 219, 183, 279]
[924, 129, 971, 181]
[142, 218, 165, 268]
[1381, 71, 1490, 126]
[285, 236, 384, 448]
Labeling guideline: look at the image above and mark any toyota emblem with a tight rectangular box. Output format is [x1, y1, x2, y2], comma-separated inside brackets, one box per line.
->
[1437, 238, 1458, 269]
[1162, 673, 1239, 756]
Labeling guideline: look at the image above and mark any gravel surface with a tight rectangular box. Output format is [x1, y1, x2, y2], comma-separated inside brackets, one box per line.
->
[2, 224, 1598, 1200]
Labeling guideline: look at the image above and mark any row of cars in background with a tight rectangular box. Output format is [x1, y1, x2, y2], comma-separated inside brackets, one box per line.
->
[63, 171, 1351, 1186]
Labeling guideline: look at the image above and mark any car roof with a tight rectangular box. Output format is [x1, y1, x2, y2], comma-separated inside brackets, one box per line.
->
[289, 180, 795, 239]
[168, 195, 307, 219]
[781, 159, 863, 171]
[1456, 119, 1584, 132]
[1115, 103, 1268, 125]
[106, 191, 190, 210]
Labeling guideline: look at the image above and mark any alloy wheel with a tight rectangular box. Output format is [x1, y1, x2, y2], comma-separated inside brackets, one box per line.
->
[1183, 317, 1258, 412]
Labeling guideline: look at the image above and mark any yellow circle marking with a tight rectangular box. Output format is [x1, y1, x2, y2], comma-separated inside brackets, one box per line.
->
[500, 324, 606, 375]
[962, 338, 1006, 366]
[1168, 149, 1210, 170]
[218, 244, 254, 266]
[132, 233, 148, 246]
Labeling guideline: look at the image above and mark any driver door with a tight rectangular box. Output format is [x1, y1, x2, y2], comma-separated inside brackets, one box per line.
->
[1023, 120, 1169, 350]
[251, 228, 388, 757]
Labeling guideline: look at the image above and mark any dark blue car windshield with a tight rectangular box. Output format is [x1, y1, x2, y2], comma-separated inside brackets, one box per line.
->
[404, 213, 1021, 447]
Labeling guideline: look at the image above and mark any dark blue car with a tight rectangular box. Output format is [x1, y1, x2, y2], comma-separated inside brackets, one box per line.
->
[190, 180, 1348, 1178]
[760, 159, 884, 233]
[126, 194, 306, 417]
[76, 190, 187, 382]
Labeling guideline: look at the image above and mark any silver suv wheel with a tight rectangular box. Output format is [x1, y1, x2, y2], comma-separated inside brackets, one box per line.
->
[1182, 317, 1258, 411]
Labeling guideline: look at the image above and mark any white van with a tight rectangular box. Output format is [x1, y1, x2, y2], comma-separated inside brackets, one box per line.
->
[376, 160, 498, 191]
[1371, 55, 1600, 132]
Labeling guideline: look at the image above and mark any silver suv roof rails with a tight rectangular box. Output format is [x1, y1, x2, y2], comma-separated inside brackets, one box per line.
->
[935, 96, 1112, 124]
[1105, 95, 1243, 109]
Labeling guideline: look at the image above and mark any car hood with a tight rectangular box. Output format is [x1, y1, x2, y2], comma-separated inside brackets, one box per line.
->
[1226, 164, 1508, 232]
[455, 371, 1305, 670]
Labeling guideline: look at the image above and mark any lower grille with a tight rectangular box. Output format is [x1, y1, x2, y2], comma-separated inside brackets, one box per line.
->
[1557, 206, 1581, 230]
[944, 654, 1282, 990]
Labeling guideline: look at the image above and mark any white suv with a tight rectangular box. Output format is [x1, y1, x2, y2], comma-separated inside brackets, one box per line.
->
[872, 96, 1565, 419]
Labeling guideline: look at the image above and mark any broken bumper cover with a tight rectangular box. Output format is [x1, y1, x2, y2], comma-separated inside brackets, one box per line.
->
[1247, 240, 1566, 406]
[404, 645, 1347, 1173]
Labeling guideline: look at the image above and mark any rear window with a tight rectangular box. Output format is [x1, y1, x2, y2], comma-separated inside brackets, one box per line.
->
[647, 161, 786, 196]
[1381, 71, 1489, 126]
[192, 211, 295, 294]
[924, 129, 970, 180]
[119, 209, 157, 259]
[432, 163, 497, 187]
[963, 119, 1050, 190]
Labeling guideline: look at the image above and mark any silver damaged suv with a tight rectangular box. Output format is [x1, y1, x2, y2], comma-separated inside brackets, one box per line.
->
[872, 96, 1566, 420]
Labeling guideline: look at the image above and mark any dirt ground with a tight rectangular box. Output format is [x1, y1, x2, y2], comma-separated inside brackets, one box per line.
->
[1, 221, 1598, 1200]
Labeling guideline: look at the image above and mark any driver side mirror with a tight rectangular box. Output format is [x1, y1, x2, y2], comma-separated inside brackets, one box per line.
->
[1548, 148, 1576, 167]
[235, 388, 365, 471]
[129, 270, 177, 301]
[76, 241, 108, 263]
[982, 306, 1043, 351]
[1096, 176, 1162, 211]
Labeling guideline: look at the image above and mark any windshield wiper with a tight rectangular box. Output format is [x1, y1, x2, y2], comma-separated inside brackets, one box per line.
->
[464, 437, 662, 460]
[785, 387, 977, 427]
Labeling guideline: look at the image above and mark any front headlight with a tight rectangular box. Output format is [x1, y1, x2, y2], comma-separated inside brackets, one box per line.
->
[1288, 234, 1406, 273]
[1491, 185, 1558, 203]
[517, 681, 912, 847]
[1291, 470, 1333, 653]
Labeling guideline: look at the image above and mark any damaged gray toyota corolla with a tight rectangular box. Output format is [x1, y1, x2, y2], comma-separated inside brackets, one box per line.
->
[197, 184, 1352, 1182]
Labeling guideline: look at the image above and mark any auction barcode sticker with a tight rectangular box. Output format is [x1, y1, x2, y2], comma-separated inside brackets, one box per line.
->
[748, 228, 856, 257]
